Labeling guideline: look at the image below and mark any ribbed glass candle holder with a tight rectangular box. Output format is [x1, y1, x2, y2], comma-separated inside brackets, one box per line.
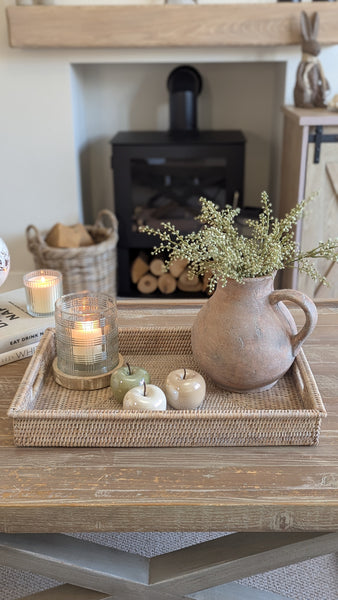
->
[23, 269, 63, 317]
[55, 292, 119, 378]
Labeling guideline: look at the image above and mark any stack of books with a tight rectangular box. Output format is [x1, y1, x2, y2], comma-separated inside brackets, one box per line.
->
[0, 288, 54, 366]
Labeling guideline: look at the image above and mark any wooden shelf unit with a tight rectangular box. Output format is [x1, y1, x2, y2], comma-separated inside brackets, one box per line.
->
[279, 106, 338, 298]
[6, 3, 338, 49]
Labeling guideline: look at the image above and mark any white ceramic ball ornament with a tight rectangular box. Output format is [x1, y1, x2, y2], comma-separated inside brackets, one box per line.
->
[0, 238, 10, 287]
[165, 368, 206, 410]
[123, 382, 167, 411]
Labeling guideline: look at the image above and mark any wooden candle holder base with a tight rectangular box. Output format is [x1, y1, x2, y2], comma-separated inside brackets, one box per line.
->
[52, 353, 124, 390]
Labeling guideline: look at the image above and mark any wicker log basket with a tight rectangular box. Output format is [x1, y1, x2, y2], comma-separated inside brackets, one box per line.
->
[26, 210, 118, 296]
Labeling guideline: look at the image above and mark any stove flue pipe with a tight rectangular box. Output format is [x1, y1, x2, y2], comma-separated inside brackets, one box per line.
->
[167, 66, 202, 133]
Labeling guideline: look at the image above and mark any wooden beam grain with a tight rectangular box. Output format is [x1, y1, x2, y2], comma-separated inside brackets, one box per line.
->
[6, 4, 338, 49]
[150, 532, 338, 595]
[0, 534, 177, 600]
[18, 584, 111, 600]
[190, 581, 291, 600]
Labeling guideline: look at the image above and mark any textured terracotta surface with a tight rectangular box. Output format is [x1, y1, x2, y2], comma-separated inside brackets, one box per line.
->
[191, 276, 318, 393]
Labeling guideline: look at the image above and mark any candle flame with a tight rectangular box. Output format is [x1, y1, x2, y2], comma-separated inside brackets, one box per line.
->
[76, 320, 98, 332]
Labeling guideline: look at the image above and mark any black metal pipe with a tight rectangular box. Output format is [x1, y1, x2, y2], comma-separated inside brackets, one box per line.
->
[167, 66, 202, 133]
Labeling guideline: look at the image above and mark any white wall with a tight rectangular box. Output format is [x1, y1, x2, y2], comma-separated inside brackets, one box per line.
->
[1, 1, 80, 282]
[1, 0, 338, 289]
[74, 61, 285, 225]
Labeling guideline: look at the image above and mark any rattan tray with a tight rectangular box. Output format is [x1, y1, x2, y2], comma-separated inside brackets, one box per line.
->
[8, 327, 326, 447]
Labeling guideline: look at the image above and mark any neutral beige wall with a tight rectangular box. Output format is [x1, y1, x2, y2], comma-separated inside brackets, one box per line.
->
[1, 1, 81, 279]
[1, 0, 337, 288]
[75, 61, 285, 226]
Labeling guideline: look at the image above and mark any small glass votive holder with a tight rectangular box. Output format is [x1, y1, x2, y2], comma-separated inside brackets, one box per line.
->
[23, 269, 63, 317]
[54, 292, 120, 387]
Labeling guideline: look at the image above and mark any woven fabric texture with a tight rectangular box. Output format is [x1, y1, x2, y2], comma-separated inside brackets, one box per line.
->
[9, 327, 326, 448]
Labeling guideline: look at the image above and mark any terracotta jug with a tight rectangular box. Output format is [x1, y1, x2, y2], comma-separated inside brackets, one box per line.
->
[191, 275, 317, 393]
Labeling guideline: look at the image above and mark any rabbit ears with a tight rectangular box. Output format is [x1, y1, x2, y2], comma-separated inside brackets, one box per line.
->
[300, 11, 319, 42]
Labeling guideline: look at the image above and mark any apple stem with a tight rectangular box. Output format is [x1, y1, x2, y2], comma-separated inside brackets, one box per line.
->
[126, 362, 132, 375]
[143, 381, 147, 396]
[183, 367, 186, 379]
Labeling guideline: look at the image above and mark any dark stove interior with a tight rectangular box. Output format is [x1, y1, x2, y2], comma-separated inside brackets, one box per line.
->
[110, 66, 246, 298]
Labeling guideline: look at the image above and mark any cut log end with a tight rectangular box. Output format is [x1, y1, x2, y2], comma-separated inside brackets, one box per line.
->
[158, 273, 177, 295]
[131, 254, 149, 284]
[137, 273, 158, 295]
[169, 258, 189, 278]
[149, 258, 166, 277]
[177, 269, 203, 293]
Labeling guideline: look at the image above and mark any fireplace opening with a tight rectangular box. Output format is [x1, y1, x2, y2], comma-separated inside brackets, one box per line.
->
[111, 128, 246, 297]
[110, 65, 248, 298]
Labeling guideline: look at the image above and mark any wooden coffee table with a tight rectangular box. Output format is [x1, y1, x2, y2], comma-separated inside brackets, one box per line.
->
[0, 299, 337, 600]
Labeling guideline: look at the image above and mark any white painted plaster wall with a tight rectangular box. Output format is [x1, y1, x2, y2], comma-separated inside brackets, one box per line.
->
[75, 60, 285, 226]
[1, 0, 337, 289]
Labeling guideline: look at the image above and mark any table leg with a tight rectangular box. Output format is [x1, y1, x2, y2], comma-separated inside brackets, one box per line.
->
[0, 532, 337, 600]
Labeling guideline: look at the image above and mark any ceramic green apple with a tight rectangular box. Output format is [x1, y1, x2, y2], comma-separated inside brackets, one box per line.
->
[110, 362, 150, 402]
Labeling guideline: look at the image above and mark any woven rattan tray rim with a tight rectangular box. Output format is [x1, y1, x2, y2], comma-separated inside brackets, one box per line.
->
[8, 327, 327, 422]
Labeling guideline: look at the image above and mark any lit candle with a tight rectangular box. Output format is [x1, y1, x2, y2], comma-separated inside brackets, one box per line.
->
[23, 270, 63, 317]
[71, 319, 103, 364]
[55, 292, 119, 380]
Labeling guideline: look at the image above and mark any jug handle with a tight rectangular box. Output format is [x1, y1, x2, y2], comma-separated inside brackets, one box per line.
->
[269, 289, 318, 356]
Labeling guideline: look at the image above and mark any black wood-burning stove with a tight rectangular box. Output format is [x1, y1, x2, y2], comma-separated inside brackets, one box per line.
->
[110, 66, 246, 297]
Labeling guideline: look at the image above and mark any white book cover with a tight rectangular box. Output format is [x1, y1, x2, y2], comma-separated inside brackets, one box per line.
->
[0, 341, 39, 367]
[0, 288, 55, 354]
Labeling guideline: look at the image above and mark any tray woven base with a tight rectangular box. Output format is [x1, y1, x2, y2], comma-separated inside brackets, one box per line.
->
[8, 327, 326, 447]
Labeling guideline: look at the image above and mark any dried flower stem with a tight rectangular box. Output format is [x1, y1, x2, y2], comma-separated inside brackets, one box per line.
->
[139, 192, 338, 293]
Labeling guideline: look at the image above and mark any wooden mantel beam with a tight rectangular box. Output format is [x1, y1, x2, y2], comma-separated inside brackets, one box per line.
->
[6, 4, 338, 50]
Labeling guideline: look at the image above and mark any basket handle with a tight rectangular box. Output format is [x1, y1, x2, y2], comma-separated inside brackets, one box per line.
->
[26, 224, 45, 249]
[95, 209, 118, 233]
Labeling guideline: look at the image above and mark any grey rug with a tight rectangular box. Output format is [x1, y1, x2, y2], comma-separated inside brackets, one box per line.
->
[1, 532, 337, 600]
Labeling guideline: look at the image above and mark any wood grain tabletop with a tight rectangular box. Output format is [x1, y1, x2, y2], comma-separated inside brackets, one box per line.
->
[0, 299, 337, 534]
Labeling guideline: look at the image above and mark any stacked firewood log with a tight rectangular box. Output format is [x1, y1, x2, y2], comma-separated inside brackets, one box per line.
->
[130, 252, 209, 295]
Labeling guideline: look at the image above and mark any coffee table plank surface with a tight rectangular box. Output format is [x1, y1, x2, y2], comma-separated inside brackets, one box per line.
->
[0, 300, 337, 533]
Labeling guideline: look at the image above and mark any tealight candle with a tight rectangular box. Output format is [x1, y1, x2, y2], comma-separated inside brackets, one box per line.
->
[71, 320, 103, 364]
[23, 269, 63, 317]
[55, 291, 119, 379]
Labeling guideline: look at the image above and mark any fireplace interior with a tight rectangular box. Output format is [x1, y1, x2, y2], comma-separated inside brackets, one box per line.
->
[111, 66, 246, 298]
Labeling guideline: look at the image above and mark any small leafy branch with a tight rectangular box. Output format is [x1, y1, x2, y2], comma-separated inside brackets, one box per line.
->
[139, 192, 338, 293]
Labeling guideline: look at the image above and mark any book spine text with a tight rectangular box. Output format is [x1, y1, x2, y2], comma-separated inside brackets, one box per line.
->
[0, 342, 38, 366]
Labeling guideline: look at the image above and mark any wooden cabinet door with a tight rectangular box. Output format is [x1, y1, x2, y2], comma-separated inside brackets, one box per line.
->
[298, 135, 338, 298]
[279, 107, 338, 297]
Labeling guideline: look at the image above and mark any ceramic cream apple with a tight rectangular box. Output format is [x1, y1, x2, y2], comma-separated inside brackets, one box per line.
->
[123, 382, 166, 411]
[110, 362, 150, 402]
[165, 368, 206, 410]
